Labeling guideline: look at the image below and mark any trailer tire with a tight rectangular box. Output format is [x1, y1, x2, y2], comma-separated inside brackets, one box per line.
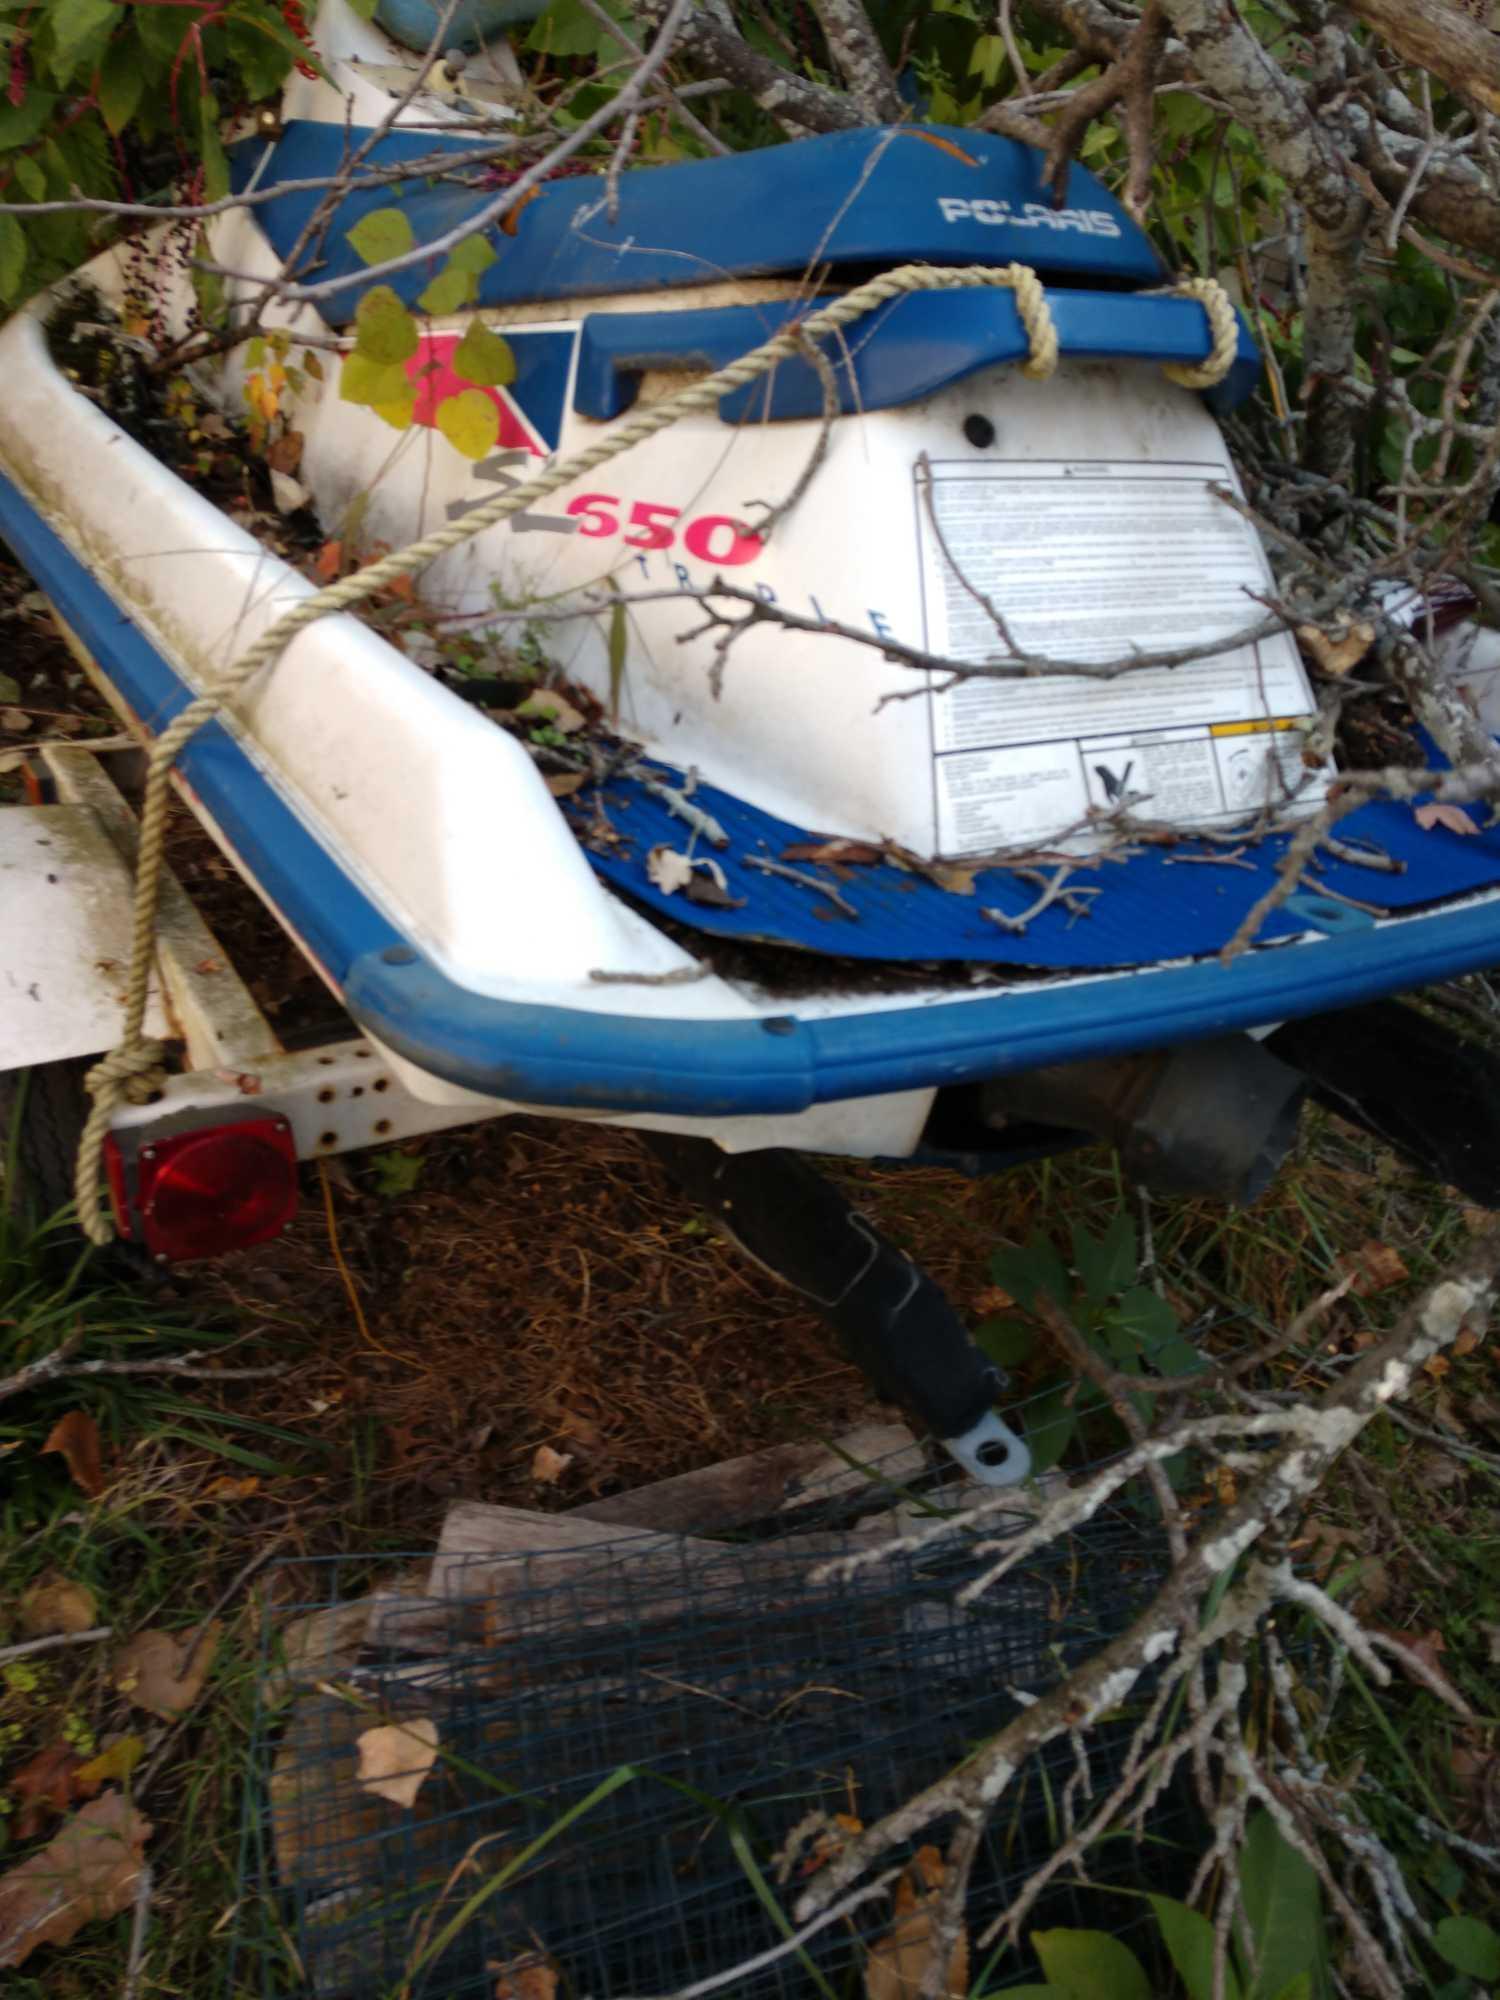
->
[0, 1059, 92, 1226]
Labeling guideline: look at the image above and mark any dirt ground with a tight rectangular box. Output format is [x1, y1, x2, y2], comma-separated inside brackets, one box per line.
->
[177, 1116, 1052, 1547]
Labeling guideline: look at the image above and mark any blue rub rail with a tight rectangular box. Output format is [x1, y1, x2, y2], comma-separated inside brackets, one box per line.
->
[7, 470, 1500, 1113]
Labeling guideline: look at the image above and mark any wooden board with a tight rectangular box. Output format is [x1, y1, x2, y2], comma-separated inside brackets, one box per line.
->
[428, 1501, 893, 1646]
[568, 1421, 925, 1535]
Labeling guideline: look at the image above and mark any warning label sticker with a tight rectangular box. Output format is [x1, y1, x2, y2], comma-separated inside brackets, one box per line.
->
[915, 458, 1323, 854]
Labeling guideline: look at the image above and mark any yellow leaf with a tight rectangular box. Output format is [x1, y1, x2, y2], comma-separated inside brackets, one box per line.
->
[451, 320, 515, 388]
[371, 391, 417, 432]
[73, 1737, 145, 1788]
[340, 352, 411, 409]
[355, 1717, 440, 1809]
[435, 388, 500, 460]
[353, 284, 419, 365]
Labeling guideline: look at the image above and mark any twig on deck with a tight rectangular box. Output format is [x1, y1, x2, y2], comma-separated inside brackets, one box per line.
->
[744, 853, 858, 917]
[982, 867, 1100, 933]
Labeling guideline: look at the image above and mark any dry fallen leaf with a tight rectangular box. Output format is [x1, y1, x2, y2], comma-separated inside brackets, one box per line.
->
[969, 1286, 1016, 1317]
[684, 862, 744, 910]
[795, 1811, 864, 1878]
[1414, 801, 1481, 837]
[904, 131, 980, 166]
[782, 839, 883, 867]
[1370, 1626, 1471, 1716]
[927, 860, 979, 897]
[266, 429, 304, 475]
[864, 1846, 969, 2000]
[270, 471, 311, 516]
[114, 1625, 219, 1719]
[355, 1717, 440, 1809]
[499, 186, 539, 235]
[545, 772, 586, 799]
[9, 1744, 86, 1842]
[516, 689, 587, 734]
[0, 1791, 151, 1969]
[531, 1444, 574, 1485]
[1298, 619, 1375, 676]
[201, 1475, 261, 1503]
[314, 538, 343, 582]
[491, 1953, 559, 2000]
[19, 1573, 98, 1638]
[39, 1411, 105, 1498]
[646, 846, 695, 897]
[1337, 1240, 1410, 1296]
[0, 707, 33, 733]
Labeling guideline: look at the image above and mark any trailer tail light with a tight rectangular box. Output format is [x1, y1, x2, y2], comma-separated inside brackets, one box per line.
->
[105, 1118, 298, 1262]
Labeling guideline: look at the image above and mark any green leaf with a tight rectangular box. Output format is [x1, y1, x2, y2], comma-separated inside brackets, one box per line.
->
[12, 155, 46, 203]
[1114, 1284, 1184, 1353]
[1149, 1896, 1243, 2000]
[1268, 1980, 1313, 2000]
[435, 388, 500, 460]
[451, 320, 515, 388]
[608, 592, 626, 721]
[448, 233, 497, 277]
[1022, 1384, 1077, 1475]
[346, 206, 415, 268]
[0, 91, 59, 149]
[339, 352, 414, 408]
[417, 265, 474, 315]
[369, 1149, 423, 1197]
[0, 213, 26, 304]
[225, 12, 308, 100]
[1033, 1928, 1151, 2000]
[345, 0, 378, 19]
[1239, 1812, 1322, 2000]
[198, 93, 229, 204]
[975, 1317, 1036, 1370]
[353, 285, 419, 365]
[990, 1233, 1069, 1314]
[1071, 1213, 1136, 1304]
[1151, 1337, 1207, 1378]
[1435, 1916, 1500, 1982]
[527, 0, 629, 58]
[44, 0, 115, 82]
[98, 33, 145, 135]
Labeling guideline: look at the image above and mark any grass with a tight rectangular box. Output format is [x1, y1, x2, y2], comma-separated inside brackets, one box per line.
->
[2, 1092, 1499, 1996]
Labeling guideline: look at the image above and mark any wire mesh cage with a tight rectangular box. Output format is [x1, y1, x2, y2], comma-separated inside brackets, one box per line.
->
[237, 1446, 1200, 2000]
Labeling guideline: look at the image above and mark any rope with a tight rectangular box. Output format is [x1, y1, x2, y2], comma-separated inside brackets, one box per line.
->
[71, 260, 1236, 1242]
[1159, 277, 1241, 390]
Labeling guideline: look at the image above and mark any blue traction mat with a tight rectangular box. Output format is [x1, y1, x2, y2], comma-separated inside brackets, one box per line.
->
[567, 762, 1500, 969]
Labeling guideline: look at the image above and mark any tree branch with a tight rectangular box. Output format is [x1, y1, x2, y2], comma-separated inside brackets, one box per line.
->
[1346, 0, 1500, 117]
[806, 0, 905, 124]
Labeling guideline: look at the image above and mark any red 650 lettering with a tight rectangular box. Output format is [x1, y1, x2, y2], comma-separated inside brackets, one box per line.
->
[565, 493, 763, 566]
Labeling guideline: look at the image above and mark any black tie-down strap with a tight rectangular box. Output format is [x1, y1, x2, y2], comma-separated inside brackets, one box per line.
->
[641, 1133, 1030, 1486]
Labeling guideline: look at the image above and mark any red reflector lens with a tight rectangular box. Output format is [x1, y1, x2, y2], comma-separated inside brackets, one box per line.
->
[135, 1120, 298, 1262]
